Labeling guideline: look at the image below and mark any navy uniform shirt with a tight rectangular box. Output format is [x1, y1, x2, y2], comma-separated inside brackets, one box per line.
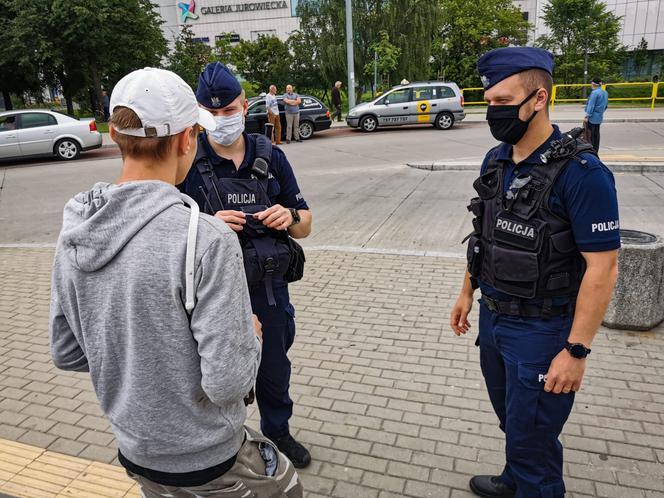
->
[479, 125, 620, 302]
[179, 132, 309, 212]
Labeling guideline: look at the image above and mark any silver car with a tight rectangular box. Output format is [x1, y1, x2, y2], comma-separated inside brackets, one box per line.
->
[347, 81, 465, 132]
[0, 109, 103, 161]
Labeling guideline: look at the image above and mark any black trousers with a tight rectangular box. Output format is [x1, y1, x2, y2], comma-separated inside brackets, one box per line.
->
[588, 122, 601, 152]
[331, 104, 342, 121]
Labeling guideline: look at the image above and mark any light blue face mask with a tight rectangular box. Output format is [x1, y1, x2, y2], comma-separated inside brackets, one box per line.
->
[209, 111, 244, 146]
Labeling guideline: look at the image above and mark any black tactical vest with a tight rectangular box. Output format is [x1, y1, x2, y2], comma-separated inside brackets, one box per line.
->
[466, 139, 596, 302]
[194, 134, 291, 306]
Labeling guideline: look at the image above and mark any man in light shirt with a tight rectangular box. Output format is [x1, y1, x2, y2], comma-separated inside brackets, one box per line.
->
[266, 85, 282, 145]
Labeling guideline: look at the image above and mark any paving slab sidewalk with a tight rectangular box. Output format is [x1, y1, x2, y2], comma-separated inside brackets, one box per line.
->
[0, 248, 663, 498]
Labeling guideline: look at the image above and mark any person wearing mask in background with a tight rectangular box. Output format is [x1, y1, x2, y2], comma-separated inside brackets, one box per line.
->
[283, 84, 301, 144]
[50, 67, 303, 497]
[584, 77, 609, 152]
[179, 62, 314, 469]
[451, 48, 619, 498]
[266, 85, 282, 145]
[331, 81, 343, 122]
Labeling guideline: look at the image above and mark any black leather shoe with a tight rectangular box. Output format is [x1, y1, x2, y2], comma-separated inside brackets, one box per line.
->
[272, 433, 311, 468]
[469, 475, 515, 497]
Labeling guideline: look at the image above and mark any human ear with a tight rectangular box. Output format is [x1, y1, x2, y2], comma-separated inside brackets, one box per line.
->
[178, 127, 194, 156]
[534, 88, 549, 112]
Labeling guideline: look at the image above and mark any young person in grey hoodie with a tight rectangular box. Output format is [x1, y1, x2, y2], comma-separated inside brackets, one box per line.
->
[49, 67, 303, 498]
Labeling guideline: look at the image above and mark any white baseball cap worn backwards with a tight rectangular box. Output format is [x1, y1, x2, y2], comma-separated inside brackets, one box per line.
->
[110, 67, 216, 137]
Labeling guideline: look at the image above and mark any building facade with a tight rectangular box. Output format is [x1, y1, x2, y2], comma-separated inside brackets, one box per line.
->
[155, 0, 301, 46]
[516, 0, 664, 50]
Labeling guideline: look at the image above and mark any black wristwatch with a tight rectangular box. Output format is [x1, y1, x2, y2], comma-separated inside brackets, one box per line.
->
[565, 342, 591, 359]
[288, 208, 301, 227]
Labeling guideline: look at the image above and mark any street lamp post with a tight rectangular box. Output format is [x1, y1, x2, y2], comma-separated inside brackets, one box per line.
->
[345, 0, 356, 110]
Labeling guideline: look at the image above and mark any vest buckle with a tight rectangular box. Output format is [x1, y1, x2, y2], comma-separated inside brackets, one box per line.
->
[264, 257, 277, 274]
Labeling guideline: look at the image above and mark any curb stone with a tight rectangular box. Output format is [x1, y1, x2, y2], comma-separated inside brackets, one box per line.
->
[407, 162, 664, 174]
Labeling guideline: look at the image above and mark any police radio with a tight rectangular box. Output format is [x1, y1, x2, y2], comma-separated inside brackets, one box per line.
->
[540, 127, 584, 164]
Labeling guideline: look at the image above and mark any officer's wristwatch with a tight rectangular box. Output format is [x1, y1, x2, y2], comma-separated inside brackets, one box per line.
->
[565, 342, 591, 359]
[288, 208, 301, 227]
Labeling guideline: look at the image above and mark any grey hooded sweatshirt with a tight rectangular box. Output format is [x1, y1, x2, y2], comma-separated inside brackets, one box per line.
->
[49, 180, 261, 473]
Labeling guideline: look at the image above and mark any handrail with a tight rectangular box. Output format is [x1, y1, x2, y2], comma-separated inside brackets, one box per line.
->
[463, 82, 661, 110]
[460, 87, 486, 105]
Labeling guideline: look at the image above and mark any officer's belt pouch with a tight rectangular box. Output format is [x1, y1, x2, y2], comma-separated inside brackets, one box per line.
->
[466, 235, 482, 279]
[492, 214, 545, 252]
[472, 217, 483, 235]
[467, 197, 484, 217]
[549, 229, 576, 254]
[492, 245, 538, 299]
[242, 238, 291, 289]
[473, 170, 500, 199]
[285, 236, 305, 283]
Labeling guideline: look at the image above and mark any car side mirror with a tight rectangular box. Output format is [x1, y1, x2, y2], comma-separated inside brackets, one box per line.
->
[384, 100, 390, 106]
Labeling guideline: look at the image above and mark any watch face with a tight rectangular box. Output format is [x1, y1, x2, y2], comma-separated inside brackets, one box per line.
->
[569, 344, 587, 358]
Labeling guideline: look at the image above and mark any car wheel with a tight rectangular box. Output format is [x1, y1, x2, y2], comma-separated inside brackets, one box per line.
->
[360, 115, 378, 132]
[55, 138, 80, 160]
[435, 112, 454, 130]
[298, 120, 314, 140]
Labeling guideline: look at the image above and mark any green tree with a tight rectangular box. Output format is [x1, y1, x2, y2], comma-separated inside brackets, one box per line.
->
[213, 34, 235, 65]
[364, 30, 401, 92]
[433, 0, 529, 88]
[231, 35, 292, 93]
[297, 0, 440, 102]
[167, 25, 214, 89]
[386, 0, 442, 82]
[1, 0, 166, 115]
[295, 0, 347, 101]
[536, 0, 626, 84]
[289, 30, 328, 99]
[0, 0, 45, 109]
[632, 37, 649, 80]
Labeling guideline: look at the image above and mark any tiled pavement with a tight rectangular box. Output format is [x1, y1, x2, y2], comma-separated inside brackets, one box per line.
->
[0, 247, 663, 497]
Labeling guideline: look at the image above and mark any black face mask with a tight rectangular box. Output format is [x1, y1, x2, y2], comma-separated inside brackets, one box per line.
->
[486, 90, 539, 145]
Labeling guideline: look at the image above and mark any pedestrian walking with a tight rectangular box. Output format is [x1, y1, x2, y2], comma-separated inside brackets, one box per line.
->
[331, 81, 343, 122]
[451, 47, 620, 498]
[266, 85, 282, 144]
[179, 62, 313, 469]
[49, 67, 303, 498]
[283, 84, 301, 143]
[102, 90, 110, 122]
[584, 77, 608, 152]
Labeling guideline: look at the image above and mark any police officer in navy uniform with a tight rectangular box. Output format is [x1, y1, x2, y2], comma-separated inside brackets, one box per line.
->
[450, 48, 620, 498]
[179, 63, 313, 468]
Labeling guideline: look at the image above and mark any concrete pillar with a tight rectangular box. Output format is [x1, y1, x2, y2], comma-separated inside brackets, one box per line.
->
[603, 230, 664, 331]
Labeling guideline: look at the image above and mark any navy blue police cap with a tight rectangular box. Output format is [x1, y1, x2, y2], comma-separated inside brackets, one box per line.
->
[477, 47, 555, 90]
[196, 62, 242, 109]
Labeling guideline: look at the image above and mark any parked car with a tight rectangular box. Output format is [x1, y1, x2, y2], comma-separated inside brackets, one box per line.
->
[0, 109, 103, 161]
[346, 81, 465, 132]
[246, 95, 332, 140]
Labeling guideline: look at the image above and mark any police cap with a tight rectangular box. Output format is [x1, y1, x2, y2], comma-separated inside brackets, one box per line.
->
[477, 47, 555, 90]
[196, 62, 242, 109]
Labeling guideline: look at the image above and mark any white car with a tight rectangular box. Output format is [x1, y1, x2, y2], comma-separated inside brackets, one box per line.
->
[347, 81, 466, 132]
[0, 109, 103, 161]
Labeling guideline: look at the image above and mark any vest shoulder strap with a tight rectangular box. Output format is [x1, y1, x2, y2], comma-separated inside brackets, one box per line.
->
[250, 134, 273, 194]
[252, 133, 273, 165]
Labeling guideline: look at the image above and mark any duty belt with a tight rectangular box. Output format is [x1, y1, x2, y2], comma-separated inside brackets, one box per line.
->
[481, 295, 573, 319]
